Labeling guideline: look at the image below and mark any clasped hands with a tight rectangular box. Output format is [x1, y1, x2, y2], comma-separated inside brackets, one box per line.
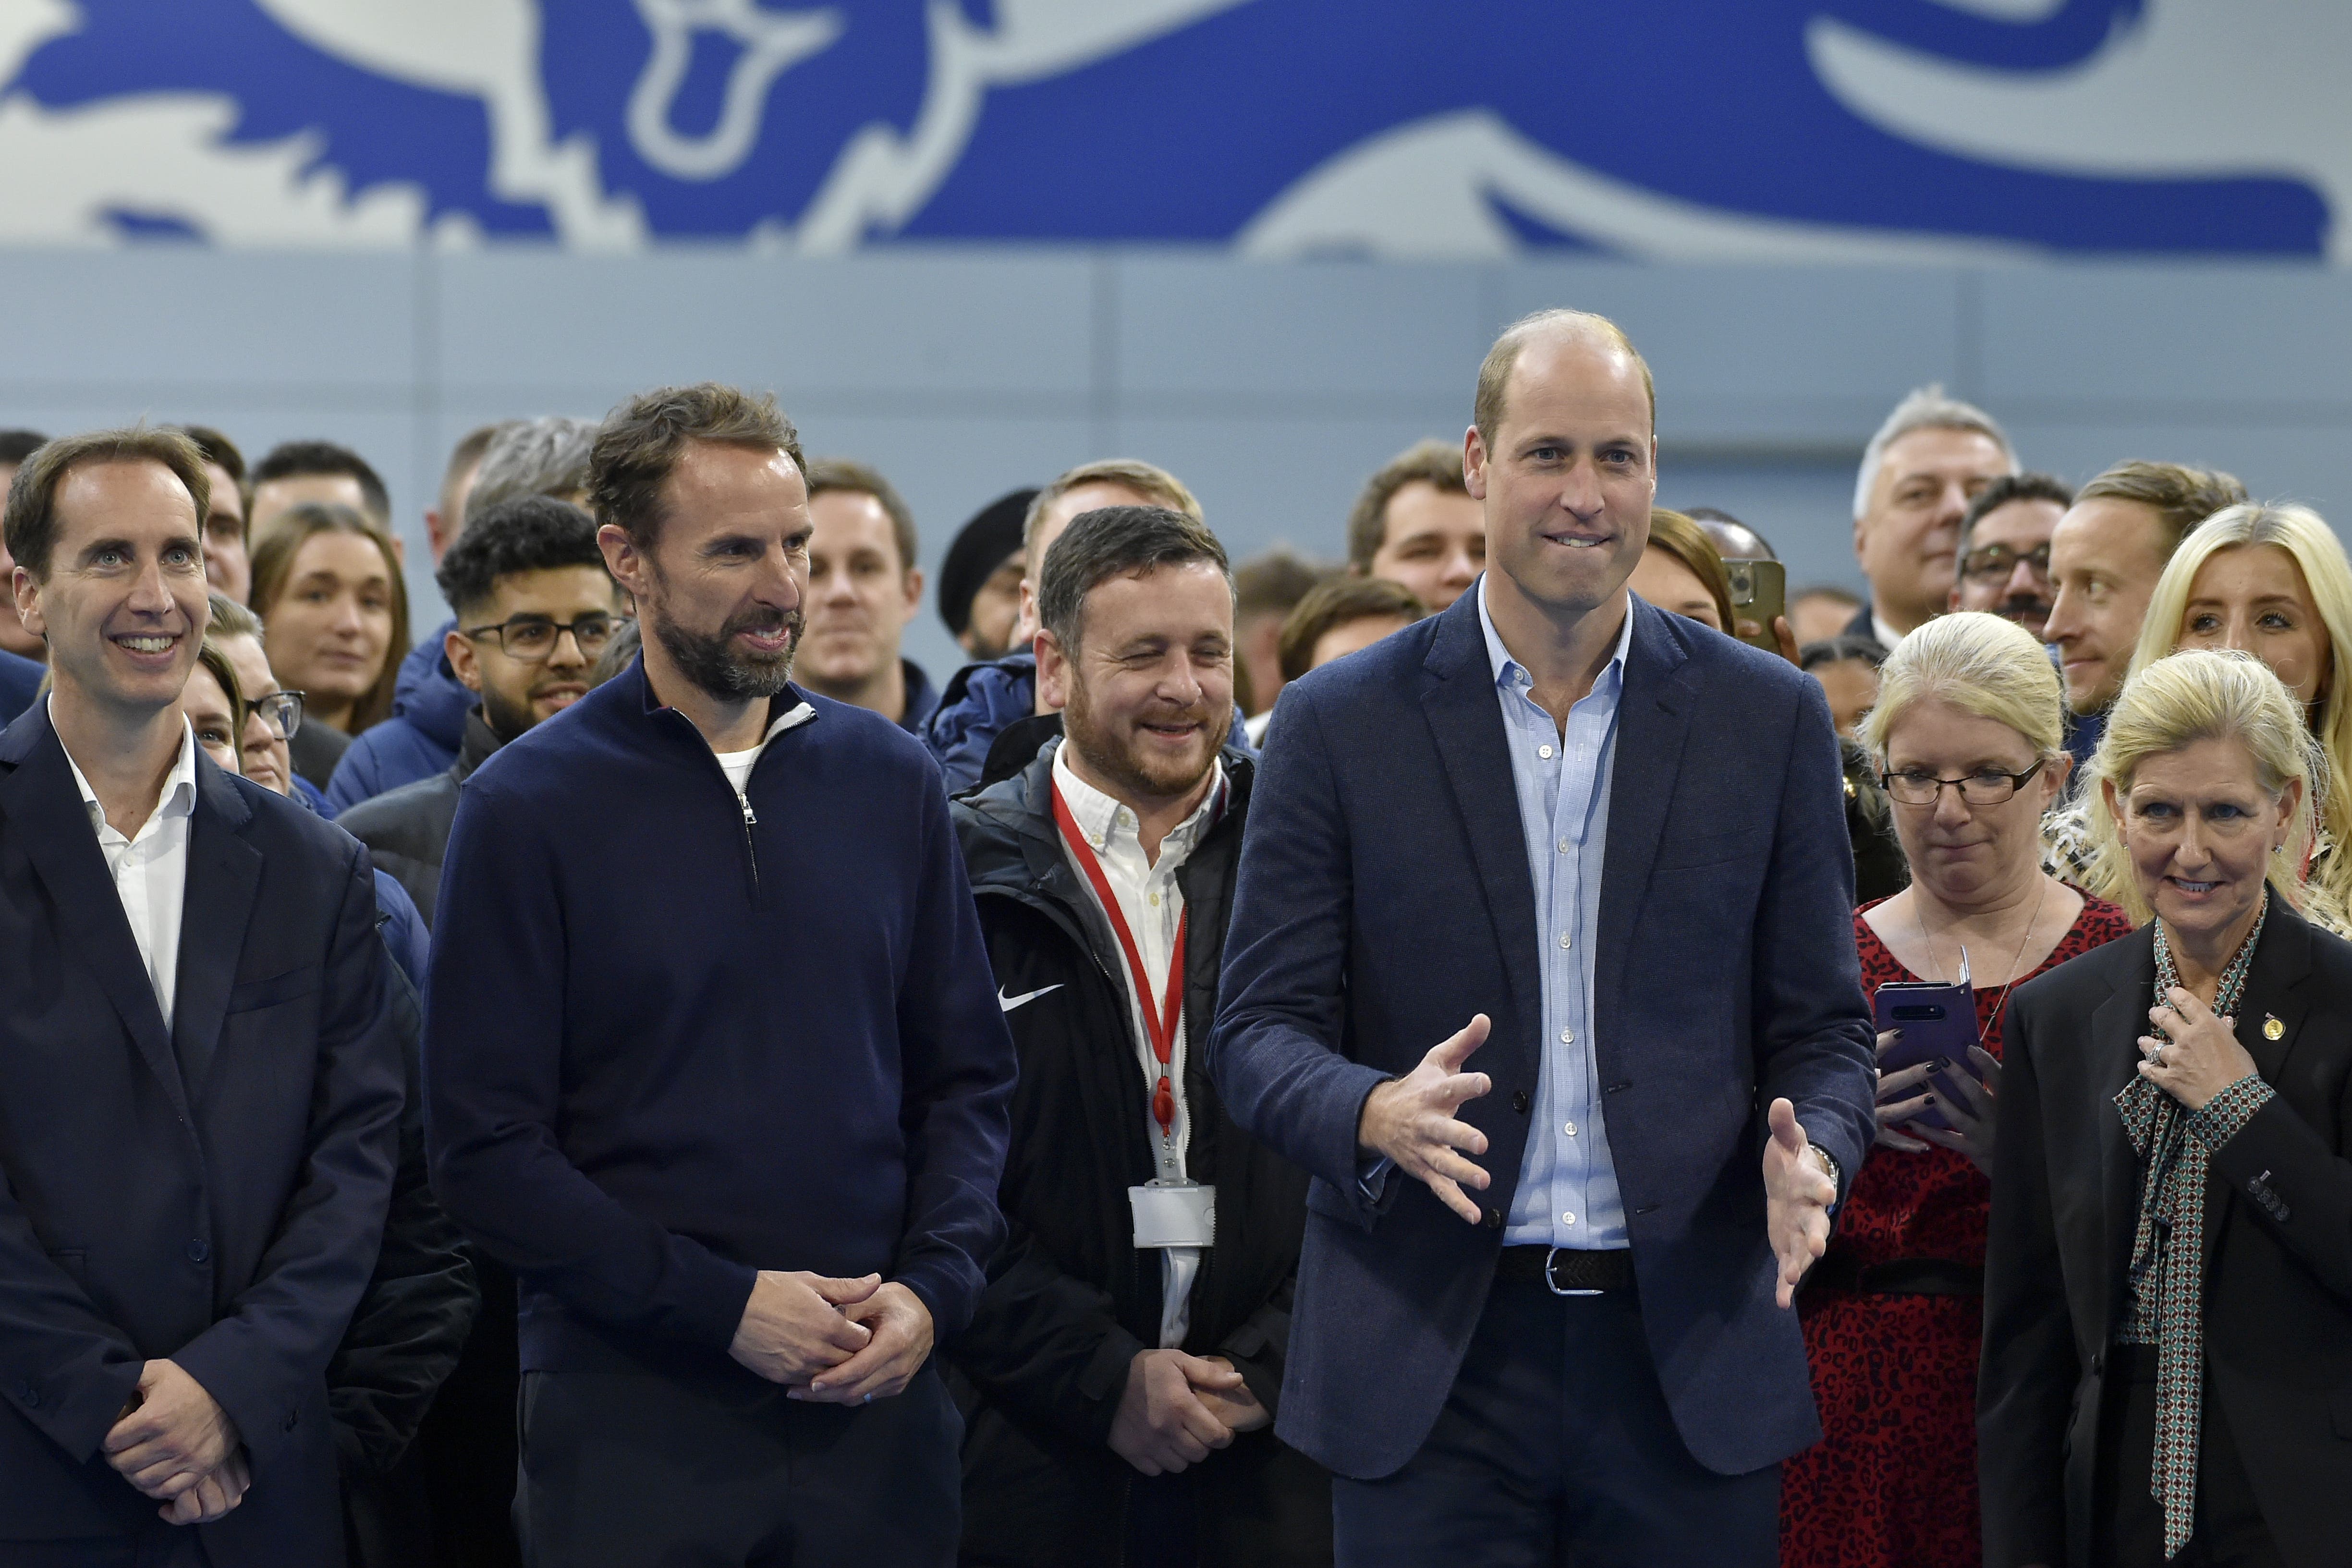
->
[103, 1360, 247, 1525]
[729, 1270, 933, 1404]
[1355, 1014, 1838, 1310]
[1109, 1349, 1268, 1475]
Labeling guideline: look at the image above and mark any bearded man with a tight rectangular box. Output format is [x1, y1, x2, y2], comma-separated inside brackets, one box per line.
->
[946, 506, 1328, 1567]
[423, 383, 1017, 1567]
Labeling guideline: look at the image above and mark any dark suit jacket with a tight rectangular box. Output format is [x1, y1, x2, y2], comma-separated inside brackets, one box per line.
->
[1982, 897, 2352, 1568]
[0, 650, 38, 726]
[1208, 588, 1877, 1481]
[0, 704, 403, 1558]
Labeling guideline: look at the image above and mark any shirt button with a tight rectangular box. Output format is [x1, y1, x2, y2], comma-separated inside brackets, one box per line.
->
[1564, 1121, 1578, 1137]
[1560, 1029, 1573, 1044]
[1559, 931, 1572, 948]
[187, 1238, 209, 1264]
[1538, 744, 1554, 759]
[1148, 892, 1160, 906]
[1562, 1212, 1577, 1226]
[1557, 838, 1570, 854]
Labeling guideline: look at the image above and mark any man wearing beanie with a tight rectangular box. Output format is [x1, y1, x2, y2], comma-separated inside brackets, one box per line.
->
[938, 488, 1034, 662]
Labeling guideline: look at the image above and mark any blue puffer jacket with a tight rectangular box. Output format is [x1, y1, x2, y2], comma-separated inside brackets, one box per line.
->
[923, 651, 1258, 796]
[323, 625, 471, 813]
[922, 653, 1037, 795]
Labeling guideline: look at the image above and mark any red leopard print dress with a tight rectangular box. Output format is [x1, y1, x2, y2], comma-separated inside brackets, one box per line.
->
[1779, 893, 2134, 1568]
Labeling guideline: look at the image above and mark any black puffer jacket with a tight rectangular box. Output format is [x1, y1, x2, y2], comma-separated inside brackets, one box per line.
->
[948, 734, 1329, 1568]
[336, 708, 502, 926]
[329, 959, 480, 1566]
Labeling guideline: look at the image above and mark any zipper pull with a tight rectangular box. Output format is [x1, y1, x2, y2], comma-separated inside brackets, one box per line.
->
[739, 793, 757, 827]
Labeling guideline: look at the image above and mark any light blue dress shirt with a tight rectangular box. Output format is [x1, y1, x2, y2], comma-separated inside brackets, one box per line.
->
[1478, 579, 1633, 1250]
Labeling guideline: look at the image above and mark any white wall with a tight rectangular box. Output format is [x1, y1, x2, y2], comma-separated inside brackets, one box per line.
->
[3, 250, 2344, 681]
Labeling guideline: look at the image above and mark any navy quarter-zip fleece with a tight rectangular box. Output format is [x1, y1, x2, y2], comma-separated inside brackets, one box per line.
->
[423, 657, 1017, 1375]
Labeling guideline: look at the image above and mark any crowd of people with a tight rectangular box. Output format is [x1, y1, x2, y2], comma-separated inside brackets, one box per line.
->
[0, 302, 2345, 1568]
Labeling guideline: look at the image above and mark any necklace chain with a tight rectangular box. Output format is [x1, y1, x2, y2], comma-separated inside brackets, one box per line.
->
[1914, 875, 2052, 1034]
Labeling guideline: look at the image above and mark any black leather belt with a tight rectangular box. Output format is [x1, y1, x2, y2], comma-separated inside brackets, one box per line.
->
[1497, 1245, 1635, 1293]
[1806, 1251, 1982, 1298]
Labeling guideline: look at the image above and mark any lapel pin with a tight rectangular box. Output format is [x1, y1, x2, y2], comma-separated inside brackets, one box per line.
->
[2264, 1014, 2285, 1041]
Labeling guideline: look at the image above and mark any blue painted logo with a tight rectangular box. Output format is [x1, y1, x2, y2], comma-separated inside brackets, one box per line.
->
[0, 0, 2337, 257]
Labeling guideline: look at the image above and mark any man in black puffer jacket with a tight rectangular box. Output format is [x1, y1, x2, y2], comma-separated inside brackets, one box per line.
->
[949, 505, 1329, 1568]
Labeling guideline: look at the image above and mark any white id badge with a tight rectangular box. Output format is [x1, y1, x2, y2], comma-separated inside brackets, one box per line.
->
[1128, 1182, 1216, 1249]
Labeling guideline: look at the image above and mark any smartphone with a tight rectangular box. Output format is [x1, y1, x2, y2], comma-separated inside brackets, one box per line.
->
[1873, 954, 1978, 1132]
[1723, 558, 1786, 653]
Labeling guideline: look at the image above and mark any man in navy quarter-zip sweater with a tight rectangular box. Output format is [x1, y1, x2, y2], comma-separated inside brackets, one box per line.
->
[425, 383, 1017, 1568]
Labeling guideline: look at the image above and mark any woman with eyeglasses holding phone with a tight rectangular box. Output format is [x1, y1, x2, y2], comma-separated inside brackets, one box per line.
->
[1783, 613, 2133, 1568]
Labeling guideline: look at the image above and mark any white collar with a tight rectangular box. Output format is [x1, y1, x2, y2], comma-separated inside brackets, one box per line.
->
[1870, 610, 1907, 652]
[1051, 741, 1224, 862]
[710, 697, 817, 760]
[1475, 574, 1634, 694]
[52, 699, 199, 838]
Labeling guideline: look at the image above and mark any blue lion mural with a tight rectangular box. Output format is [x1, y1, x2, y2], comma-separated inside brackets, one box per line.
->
[0, 0, 2339, 257]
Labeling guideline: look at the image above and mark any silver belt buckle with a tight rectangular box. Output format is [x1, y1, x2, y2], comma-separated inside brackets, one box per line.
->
[1543, 1245, 1604, 1298]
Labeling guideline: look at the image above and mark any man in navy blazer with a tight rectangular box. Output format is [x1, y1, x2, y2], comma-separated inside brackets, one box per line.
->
[0, 428, 402, 1565]
[1210, 312, 1876, 1564]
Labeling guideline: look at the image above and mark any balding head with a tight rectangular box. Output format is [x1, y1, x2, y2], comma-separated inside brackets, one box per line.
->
[1475, 309, 1655, 449]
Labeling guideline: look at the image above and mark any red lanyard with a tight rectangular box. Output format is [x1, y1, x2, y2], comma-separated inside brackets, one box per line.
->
[1052, 781, 1187, 1139]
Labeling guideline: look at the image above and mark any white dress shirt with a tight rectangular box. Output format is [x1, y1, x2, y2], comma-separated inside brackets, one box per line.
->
[1052, 741, 1226, 1349]
[58, 704, 200, 1024]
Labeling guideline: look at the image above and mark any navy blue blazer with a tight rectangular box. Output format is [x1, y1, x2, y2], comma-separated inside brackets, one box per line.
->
[0, 705, 402, 1558]
[0, 649, 39, 726]
[1209, 589, 1876, 1481]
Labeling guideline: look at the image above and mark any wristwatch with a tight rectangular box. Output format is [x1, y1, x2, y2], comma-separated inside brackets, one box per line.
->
[1807, 1143, 1841, 1204]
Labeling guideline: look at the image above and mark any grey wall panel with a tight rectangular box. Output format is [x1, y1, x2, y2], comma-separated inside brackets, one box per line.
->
[436, 252, 1097, 401]
[1979, 266, 2352, 413]
[1114, 257, 1491, 403]
[0, 253, 417, 391]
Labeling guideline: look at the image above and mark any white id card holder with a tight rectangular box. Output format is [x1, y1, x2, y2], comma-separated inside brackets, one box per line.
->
[1129, 1182, 1216, 1249]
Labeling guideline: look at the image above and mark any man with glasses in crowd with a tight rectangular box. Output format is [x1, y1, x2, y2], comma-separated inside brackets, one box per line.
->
[1946, 472, 2073, 639]
[337, 496, 620, 924]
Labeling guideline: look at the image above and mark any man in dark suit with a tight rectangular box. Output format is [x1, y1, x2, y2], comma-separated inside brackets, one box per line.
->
[1210, 310, 1877, 1564]
[0, 427, 402, 1565]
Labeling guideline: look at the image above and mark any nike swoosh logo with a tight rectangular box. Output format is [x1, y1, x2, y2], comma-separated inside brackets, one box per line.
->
[999, 984, 1063, 1013]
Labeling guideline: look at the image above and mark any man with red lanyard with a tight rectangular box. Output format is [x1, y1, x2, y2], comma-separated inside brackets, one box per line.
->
[948, 504, 1331, 1568]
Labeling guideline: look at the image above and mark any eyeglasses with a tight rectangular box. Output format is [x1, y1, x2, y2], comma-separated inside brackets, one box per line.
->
[252, 690, 304, 742]
[463, 614, 621, 662]
[1880, 758, 2048, 807]
[1959, 542, 2053, 583]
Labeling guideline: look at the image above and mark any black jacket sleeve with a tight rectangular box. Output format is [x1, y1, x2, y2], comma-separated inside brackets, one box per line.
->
[954, 1221, 1146, 1449]
[2207, 1082, 2352, 1304]
[328, 963, 479, 1476]
[1978, 992, 2076, 1568]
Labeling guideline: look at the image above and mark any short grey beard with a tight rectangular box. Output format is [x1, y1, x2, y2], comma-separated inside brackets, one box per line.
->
[651, 608, 800, 704]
